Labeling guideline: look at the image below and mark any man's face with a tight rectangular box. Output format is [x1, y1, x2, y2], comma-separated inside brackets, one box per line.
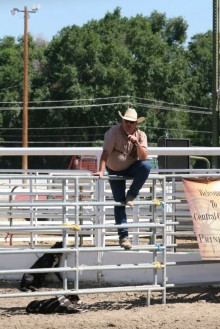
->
[122, 119, 137, 135]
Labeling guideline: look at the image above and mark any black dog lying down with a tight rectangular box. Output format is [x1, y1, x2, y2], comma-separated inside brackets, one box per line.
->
[20, 241, 63, 291]
[26, 294, 84, 314]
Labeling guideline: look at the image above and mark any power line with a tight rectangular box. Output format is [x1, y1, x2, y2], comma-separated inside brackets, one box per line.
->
[0, 95, 129, 104]
[0, 125, 110, 130]
[0, 102, 211, 115]
[0, 95, 211, 115]
[0, 125, 212, 134]
[135, 102, 212, 115]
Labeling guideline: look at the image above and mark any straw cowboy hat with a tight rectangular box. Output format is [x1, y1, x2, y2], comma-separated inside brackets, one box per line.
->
[118, 108, 145, 124]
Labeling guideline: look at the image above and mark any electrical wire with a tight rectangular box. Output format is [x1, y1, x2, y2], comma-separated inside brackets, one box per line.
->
[0, 95, 211, 115]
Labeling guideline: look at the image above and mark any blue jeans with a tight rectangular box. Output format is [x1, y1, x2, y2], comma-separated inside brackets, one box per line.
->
[108, 160, 151, 239]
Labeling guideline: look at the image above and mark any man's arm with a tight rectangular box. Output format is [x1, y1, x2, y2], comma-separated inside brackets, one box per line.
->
[128, 135, 148, 160]
[136, 141, 148, 160]
[94, 149, 109, 177]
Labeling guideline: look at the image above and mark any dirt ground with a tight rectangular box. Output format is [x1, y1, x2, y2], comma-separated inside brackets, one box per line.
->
[0, 237, 215, 329]
[0, 280, 220, 329]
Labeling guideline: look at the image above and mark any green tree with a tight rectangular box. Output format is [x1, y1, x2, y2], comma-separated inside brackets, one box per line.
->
[44, 8, 193, 144]
[186, 31, 213, 145]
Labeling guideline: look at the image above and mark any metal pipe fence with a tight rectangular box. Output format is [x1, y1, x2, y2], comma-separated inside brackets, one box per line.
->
[0, 146, 220, 304]
[0, 173, 168, 305]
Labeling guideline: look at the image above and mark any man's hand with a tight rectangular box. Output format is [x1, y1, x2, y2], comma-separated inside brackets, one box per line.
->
[128, 135, 138, 145]
[93, 171, 104, 177]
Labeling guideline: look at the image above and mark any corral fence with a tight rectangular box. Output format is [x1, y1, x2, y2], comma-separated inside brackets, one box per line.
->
[0, 146, 219, 305]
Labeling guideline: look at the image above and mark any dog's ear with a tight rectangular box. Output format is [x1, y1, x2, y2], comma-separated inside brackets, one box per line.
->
[66, 294, 80, 303]
[52, 242, 63, 249]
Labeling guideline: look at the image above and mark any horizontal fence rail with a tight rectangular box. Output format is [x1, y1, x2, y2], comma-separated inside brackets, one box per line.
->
[0, 146, 218, 156]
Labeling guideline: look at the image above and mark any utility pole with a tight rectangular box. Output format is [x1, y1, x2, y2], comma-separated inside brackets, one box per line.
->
[11, 6, 39, 172]
[23, 6, 28, 172]
[212, 0, 220, 168]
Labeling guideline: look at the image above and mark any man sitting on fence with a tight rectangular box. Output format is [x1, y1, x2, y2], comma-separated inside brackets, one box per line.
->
[94, 108, 151, 249]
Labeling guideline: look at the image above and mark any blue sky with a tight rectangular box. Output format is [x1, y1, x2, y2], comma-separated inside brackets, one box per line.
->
[1, 0, 213, 44]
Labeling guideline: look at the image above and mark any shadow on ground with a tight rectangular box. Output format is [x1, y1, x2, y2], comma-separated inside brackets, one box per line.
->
[0, 280, 220, 315]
